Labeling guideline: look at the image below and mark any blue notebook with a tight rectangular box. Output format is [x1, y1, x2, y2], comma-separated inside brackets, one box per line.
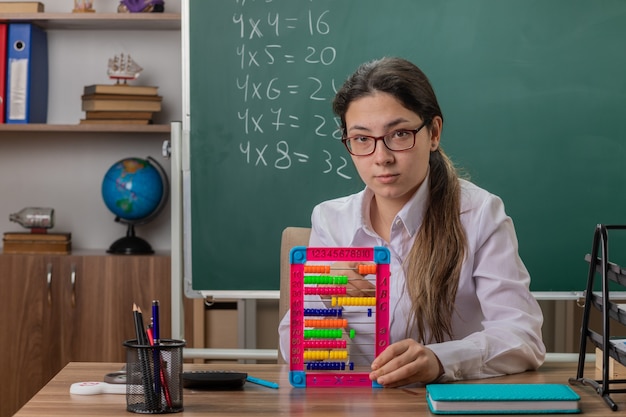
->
[426, 383, 580, 414]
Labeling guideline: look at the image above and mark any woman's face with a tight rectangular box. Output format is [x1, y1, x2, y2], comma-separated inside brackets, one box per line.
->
[344, 91, 441, 207]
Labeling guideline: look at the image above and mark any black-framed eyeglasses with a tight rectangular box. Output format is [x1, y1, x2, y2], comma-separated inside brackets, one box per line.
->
[341, 121, 428, 156]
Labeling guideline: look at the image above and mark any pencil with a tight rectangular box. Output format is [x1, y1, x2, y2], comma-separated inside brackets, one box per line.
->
[246, 375, 280, 389]
[135, 305, 150, 345]
[132, 303, 146, 344]
[133, 303, 158, 410]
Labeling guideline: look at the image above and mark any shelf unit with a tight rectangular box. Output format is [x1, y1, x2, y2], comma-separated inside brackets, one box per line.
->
[0, 123, 171, 134]
[0, 12, 181, 30]
[0, 13, 184, 416]
[0, 10, 180, 252]
[570, 224, 626, 411]
[0, 12, 181, 132]
[0, 123, 171, 133]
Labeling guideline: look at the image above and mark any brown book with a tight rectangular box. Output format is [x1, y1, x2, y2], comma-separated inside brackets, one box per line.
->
[84, 84, 159, 96]
[85, 111, 153, 120]
[3, 232, 71, 254]
[3, 232, 71, 242]
[3, 241, 71, 254]
[80, 119, 151, 125]
[0, 2, 44, 13]
[81, 98, 162, 112]
[82, 94, 162, 102]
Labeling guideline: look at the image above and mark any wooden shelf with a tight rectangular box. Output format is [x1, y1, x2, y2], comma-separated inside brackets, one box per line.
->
[0, 12, 181, 30]
[0, 124, 172, 134]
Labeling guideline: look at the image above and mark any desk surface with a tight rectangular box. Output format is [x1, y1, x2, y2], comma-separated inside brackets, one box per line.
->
[14, 362, 626, 416]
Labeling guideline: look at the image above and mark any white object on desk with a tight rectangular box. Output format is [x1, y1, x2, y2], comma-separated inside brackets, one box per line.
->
[70, 381, 128, 395]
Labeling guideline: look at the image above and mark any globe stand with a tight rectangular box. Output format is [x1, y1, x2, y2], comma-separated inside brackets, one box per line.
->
[107, 223, 154, 255]
[102, 156, 169, 256]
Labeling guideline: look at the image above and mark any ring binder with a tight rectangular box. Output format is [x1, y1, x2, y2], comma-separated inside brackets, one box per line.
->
[5, 23, 48, 124]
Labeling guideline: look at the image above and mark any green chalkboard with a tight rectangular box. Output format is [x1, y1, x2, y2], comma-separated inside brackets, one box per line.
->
[184, 0, 626, 293]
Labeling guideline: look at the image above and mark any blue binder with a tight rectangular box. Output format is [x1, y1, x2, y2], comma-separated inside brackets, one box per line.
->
[0, 23, 7, 123]
[5, 23, 48, 124]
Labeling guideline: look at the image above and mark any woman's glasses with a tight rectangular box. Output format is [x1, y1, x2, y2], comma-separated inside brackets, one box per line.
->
[341, 121, 428, 156]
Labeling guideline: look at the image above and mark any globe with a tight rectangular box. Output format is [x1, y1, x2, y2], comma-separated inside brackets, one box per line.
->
[101, 157, 168, 254]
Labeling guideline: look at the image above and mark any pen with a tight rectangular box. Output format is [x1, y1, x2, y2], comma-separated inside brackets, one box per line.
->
[246, 375, 279, 389]
[151, 300, 161, 405]
[152, 300, 160, 345]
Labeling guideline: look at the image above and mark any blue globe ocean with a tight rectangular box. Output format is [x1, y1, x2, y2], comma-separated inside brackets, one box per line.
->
[101, 157, 164, 222]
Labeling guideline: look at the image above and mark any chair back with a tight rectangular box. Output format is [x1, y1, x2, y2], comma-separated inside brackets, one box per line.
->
[278, 227, 311, 363]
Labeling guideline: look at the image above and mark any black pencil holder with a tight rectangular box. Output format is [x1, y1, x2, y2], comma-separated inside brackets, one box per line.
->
[123, 339, 186, 414]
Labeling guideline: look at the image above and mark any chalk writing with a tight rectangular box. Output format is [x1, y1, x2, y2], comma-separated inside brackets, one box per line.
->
[233, 1, 350, 179]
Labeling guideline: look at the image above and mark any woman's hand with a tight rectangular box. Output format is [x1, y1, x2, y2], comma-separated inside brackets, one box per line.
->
[369, 339, 443, 387]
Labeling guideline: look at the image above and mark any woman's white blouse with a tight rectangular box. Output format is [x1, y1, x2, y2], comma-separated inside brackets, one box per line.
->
[278, 178, 546, 381]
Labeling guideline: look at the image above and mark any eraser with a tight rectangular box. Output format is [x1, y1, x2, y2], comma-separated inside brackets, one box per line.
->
[70, 381, 127, 395]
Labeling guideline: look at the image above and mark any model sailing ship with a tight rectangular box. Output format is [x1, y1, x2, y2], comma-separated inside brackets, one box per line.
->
[107, 54, 143, 84]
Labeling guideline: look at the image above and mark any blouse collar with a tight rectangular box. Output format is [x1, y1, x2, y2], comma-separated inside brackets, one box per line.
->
[356, 170, 430, 241]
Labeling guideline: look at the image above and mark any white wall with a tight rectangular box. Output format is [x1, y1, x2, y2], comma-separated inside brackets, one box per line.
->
[0, 0, 182, 251]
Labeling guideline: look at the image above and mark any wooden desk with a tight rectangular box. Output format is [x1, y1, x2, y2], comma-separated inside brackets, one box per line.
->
[13, 362, 626, 416]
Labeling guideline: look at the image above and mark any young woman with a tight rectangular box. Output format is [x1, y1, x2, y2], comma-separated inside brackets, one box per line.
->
[278, 57, 545, 387]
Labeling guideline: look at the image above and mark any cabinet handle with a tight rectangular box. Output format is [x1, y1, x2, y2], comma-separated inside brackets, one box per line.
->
[47, 262, 53, 306]
[71, 263, 76, 307]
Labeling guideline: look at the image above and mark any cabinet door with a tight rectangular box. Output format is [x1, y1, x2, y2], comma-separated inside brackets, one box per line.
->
[52, 256, 82, 371]
[0, 255, 65, 417]
[71, 254, 171, 362]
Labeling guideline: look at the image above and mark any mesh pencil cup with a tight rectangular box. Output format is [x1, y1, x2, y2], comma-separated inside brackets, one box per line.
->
[123, 339, 185, 414]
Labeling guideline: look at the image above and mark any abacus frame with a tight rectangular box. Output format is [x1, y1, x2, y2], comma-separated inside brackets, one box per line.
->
[288, 246, 391, 388]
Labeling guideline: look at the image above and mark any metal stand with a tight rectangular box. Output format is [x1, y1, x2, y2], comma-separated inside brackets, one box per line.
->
[569, 224, 626, 411]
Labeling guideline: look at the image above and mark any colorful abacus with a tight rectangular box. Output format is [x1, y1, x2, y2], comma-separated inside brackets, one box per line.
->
[288, 246, 391, 388]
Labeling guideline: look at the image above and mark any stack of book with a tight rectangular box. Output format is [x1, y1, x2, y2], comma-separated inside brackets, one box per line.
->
[2, 232, 71, 254]
[80, 84, 162, 125]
